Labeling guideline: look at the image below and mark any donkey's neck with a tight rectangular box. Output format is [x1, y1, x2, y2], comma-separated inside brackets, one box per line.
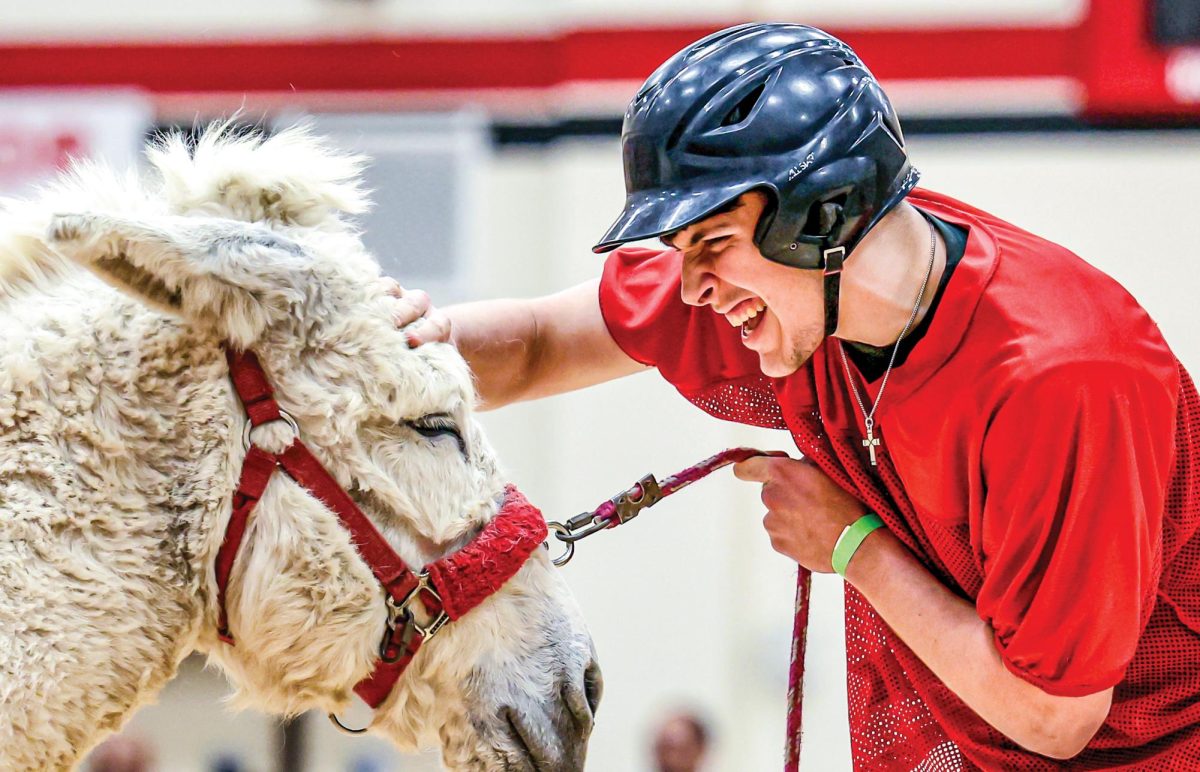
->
[6, 280, 238, 607]
[0, 280, 244, 767]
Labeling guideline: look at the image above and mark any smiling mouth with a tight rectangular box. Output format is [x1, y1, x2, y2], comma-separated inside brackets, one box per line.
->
[724, 299, 767, 340]
[742, 315, 764, 339]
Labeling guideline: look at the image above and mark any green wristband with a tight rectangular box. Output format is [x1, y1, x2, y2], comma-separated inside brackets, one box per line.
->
[831, 513, 885, 577]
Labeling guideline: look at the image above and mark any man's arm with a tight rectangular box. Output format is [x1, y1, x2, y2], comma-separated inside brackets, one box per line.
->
[847, 531, 1113, 759]
[735, 456, 1114, 760]
[445, 279, 648, 409]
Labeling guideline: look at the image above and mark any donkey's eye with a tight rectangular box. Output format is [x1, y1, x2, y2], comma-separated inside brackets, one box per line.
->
[407, 413, 466, 455]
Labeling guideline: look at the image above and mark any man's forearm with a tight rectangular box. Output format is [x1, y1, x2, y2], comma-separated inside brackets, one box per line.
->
[445, 280, 647, 410]
[445, 297, 543, 409]
[845, 531, 1112, 759]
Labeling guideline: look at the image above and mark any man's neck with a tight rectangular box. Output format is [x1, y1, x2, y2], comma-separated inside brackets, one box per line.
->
[833, 203, 947, 349]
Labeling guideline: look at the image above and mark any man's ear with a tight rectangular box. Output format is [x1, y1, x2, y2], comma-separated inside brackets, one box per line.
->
[46, 211, 310, 348]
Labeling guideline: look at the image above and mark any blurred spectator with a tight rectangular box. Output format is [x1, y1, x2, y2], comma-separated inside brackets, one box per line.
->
[651, 710, 711, 772]
[88, 735, 155, 772]
[210, 755, 243, 772]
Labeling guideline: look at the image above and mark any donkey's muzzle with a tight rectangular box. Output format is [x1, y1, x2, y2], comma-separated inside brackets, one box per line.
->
[501, 658, 601, 772]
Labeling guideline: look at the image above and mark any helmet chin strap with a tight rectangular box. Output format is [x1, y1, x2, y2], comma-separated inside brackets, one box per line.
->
[821, 245, 846, 337]
[752, 192, 854, 338]
[752, 198, 849, 338]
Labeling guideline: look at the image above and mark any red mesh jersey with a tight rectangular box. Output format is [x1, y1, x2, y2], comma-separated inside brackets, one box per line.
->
[598, 189, 1200, 770]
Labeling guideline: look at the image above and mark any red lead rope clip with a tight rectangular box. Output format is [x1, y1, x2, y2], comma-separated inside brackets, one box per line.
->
[546, 447, 788, 567]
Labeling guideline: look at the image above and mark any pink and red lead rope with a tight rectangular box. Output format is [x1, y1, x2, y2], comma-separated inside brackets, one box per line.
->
[587, 447, 788, 529]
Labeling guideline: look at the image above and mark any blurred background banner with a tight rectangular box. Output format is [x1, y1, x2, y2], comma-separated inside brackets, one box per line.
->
[0, 90, 151, 195]
[4, 2, 1197, 771]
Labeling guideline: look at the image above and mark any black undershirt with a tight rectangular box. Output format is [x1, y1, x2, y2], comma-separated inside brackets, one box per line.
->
[843, 211, 967, 382]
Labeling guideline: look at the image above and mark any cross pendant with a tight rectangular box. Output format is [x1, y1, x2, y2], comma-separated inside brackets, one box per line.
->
[862, 425, 881, 467]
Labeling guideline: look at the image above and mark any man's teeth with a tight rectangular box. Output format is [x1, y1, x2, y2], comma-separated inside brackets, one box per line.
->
[727, 302, 767, 327]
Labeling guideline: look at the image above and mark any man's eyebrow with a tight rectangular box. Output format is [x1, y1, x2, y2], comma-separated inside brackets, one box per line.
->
[660, 199, 746, 250]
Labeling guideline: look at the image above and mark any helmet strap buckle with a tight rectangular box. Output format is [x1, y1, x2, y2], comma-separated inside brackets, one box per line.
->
[822, 245, 846, 275]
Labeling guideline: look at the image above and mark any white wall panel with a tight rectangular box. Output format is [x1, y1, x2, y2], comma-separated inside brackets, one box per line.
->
[0, 90, 151, 195]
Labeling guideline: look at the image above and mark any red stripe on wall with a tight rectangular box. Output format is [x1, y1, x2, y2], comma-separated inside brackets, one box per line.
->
[0, 39, 554, 92]
[0, 25, 1078, 95]
[0, 1, 1196, 118]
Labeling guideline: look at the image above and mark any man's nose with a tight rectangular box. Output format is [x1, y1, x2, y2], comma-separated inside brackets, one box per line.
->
[680, 261, 717, 307]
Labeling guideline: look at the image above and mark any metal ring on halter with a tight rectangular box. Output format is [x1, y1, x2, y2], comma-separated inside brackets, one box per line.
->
[242, 409, 301, 451]
[547, 522, 576, 567]
[328, 711, 371, 735]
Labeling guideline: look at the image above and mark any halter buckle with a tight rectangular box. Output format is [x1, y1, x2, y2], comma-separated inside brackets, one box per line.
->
[386, 571, 450, 641]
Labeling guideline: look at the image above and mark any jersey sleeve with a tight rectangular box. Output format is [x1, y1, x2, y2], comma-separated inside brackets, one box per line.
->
[597, 246, 764, 393]
[975, 361, 1179, 696]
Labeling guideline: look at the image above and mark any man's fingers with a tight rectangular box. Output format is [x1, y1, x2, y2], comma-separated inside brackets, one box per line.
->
[734, 453, 798, 484]
[402, 313, 453, 348]
[733, 457, 773, 482]
[389, 289, 432, 329]
[400, 288, 431, 316]
[427, 313, 452, 342]
[381, 277, 404, 298]
[377, 281, 451, 347]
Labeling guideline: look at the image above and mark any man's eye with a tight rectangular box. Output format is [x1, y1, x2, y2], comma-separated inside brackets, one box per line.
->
[705, 235, 733, 248]
[407, 414, 467, 455]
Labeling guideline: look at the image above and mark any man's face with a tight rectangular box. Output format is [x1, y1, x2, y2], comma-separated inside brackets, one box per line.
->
[665, 190, 825, 378]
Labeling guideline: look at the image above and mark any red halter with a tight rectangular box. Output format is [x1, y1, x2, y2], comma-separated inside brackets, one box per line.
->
[214, 349, 548, 710]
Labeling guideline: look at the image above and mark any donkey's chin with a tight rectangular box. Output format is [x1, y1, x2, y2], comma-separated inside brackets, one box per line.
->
[445, 677, 596, 772]
[457, 624, 600, 771]
[494, 678, 598, 772]
[373, 678, 595, 772]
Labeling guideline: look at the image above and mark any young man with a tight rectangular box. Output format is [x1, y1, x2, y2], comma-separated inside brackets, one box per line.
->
[394, 23, 1200, 770]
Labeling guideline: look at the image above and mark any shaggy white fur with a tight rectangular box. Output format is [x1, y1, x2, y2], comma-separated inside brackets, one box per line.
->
[0, 125, 598, 771]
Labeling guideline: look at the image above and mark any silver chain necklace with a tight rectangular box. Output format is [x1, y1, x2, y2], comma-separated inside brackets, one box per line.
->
[838, 217, 937, 467]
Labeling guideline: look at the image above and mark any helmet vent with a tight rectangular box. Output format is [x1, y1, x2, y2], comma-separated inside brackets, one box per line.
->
[720, 83, 766, 128]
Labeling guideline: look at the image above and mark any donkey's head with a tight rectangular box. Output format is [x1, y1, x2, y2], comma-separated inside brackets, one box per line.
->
[40, 126, 599, 769]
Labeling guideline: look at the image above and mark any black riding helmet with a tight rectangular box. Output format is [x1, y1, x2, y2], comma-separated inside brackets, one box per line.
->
[592, 23, 919, 334]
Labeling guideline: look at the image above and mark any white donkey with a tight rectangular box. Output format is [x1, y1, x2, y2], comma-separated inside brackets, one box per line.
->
[0, 125, 599, 771]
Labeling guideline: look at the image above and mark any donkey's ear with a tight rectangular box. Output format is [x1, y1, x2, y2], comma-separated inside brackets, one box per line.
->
[46, 212, 309, 348]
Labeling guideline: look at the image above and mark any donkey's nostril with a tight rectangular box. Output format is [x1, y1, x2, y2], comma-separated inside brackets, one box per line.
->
[584, 660, 604, 717]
